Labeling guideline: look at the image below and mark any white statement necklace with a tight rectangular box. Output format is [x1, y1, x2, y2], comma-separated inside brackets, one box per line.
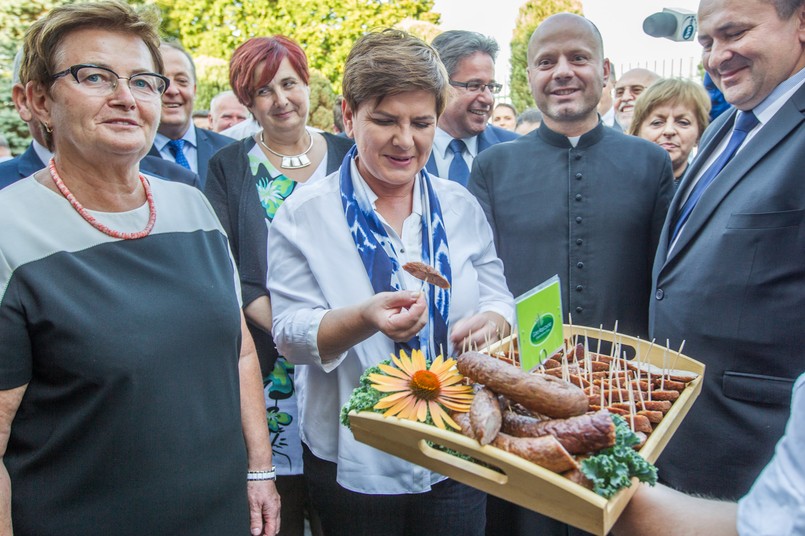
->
[259, 130, 314, 169]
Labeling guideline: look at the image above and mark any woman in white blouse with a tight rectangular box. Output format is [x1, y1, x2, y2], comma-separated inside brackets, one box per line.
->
[267, 29, 514, 536]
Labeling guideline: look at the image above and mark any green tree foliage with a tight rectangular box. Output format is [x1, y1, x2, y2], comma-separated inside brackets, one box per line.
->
[193, 55, 230, 111]
[308, 69, 336, 132]
[508, 0, 583, 114]
[154, 0, 439, 93]
[0, 0, 72, 153]
[0, 0, 437, 145]
[0, 77, 29, 156]
[0, 0, 68, 61]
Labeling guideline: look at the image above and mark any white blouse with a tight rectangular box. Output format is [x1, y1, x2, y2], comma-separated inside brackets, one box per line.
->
[267, 162, 514, 494]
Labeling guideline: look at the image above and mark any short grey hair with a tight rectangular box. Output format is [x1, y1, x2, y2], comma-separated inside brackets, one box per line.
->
[209, 90, 236, 113]
[431, 30, 499, 78]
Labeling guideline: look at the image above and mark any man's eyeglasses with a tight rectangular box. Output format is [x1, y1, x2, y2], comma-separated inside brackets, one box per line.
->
[449, 80, 503, 94]
[51, 64, 170, 101]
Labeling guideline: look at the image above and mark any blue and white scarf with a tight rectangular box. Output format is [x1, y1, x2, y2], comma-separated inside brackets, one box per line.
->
[339, 146, 451, 359]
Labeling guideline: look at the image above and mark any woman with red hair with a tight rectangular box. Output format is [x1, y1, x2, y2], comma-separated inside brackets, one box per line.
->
[205, 36, 353, 536]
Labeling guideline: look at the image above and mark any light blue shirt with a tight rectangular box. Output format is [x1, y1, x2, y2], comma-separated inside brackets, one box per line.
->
[154, 126, 198, 173]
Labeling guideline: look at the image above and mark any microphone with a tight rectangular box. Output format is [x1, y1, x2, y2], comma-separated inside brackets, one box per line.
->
[643, 8, 698, 42]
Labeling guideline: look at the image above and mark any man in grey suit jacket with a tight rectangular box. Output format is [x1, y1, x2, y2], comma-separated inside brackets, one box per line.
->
[149, 41, 232, 189]
[424, 30, 518, 184]
[651, 0, 805, 500]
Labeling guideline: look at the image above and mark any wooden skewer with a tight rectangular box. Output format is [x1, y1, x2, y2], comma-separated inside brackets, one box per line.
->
[600, 369, 606, 408]
[627, 374, 636, 432]
[671, 340, 686, 372]
[584, 333, 592, 385]
[662, 339, 669, 391]
[644, 338, 656, 402]
[568, 313, 576, 350]
[596, 324, 604, 360]
[635, 364, 647, 411]
[615, 346, 624, 403]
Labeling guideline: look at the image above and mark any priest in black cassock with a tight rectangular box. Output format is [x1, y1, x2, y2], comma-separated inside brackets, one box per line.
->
[469, 13, 674, 536]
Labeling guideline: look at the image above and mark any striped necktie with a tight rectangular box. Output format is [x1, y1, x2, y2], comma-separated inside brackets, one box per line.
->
[670, 110, 759, 243]
[166, 139, 191, 170]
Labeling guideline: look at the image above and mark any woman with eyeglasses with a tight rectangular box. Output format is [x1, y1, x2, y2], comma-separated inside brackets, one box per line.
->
[267, 29, 514, 535]
[0, 2, 280, 535]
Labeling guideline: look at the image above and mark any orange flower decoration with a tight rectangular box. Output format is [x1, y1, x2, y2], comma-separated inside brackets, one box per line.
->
[368, 349, 474, 430]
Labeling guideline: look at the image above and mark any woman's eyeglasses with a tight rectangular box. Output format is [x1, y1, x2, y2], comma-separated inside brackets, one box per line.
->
[51, 64, 170, 101]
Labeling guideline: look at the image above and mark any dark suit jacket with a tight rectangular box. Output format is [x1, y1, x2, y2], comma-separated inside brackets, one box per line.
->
[0, 143, 200, 189]
[650, 83, 805, 499]
[425, 124, 519, 178]
[148, 126, 233, 190]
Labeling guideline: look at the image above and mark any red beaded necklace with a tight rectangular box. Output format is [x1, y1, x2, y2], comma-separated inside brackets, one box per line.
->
[48, 158, 156, 240]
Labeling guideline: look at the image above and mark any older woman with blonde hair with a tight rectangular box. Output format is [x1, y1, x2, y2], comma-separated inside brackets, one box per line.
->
[267, 29, 514, 536]
[629, 78, 711, 187]
[0, 2, 279, 534]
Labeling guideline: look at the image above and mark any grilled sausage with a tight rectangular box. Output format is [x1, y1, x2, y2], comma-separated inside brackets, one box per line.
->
[501, 410, 616, 454]
[457, 352, 589, 418]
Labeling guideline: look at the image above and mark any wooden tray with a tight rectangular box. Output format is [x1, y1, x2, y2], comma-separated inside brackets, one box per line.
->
[349, 325, 704, 536]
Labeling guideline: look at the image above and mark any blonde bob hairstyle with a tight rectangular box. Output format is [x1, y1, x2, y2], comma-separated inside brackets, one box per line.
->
[628, 78, 711, 139]
[342, 29, 449, 118]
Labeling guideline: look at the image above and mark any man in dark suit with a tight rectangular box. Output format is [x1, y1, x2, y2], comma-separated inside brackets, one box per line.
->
[470, 13, 673, 535]
[148, 41, 232, 189]
[1, 70, 199, 189]
[651, 0, 805, 500]
[0, 142, 200, 190]
[425, 30, 518, 185]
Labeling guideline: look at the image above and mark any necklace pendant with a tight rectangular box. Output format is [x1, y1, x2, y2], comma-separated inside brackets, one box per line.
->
[281, 154, 311, 169]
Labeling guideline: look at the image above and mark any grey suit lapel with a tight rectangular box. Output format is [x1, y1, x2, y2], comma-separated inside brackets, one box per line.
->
[664, 85, 805, 266]
[654, 112, 733, 265]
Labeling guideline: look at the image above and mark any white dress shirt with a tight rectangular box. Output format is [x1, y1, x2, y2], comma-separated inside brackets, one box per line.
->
[267, 158, 514, 494]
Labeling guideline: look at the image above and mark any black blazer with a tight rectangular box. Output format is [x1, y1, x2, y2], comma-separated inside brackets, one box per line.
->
[650, 83, 805, 499]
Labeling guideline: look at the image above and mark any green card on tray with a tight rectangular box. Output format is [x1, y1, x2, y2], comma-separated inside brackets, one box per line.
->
[515, 274, 564, 371]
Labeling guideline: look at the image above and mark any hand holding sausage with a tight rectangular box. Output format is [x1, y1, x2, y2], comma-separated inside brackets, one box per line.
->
[362, 291, 428, 343]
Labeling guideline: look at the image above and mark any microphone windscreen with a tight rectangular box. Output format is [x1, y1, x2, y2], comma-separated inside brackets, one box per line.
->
[643, 12, 678, 38]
